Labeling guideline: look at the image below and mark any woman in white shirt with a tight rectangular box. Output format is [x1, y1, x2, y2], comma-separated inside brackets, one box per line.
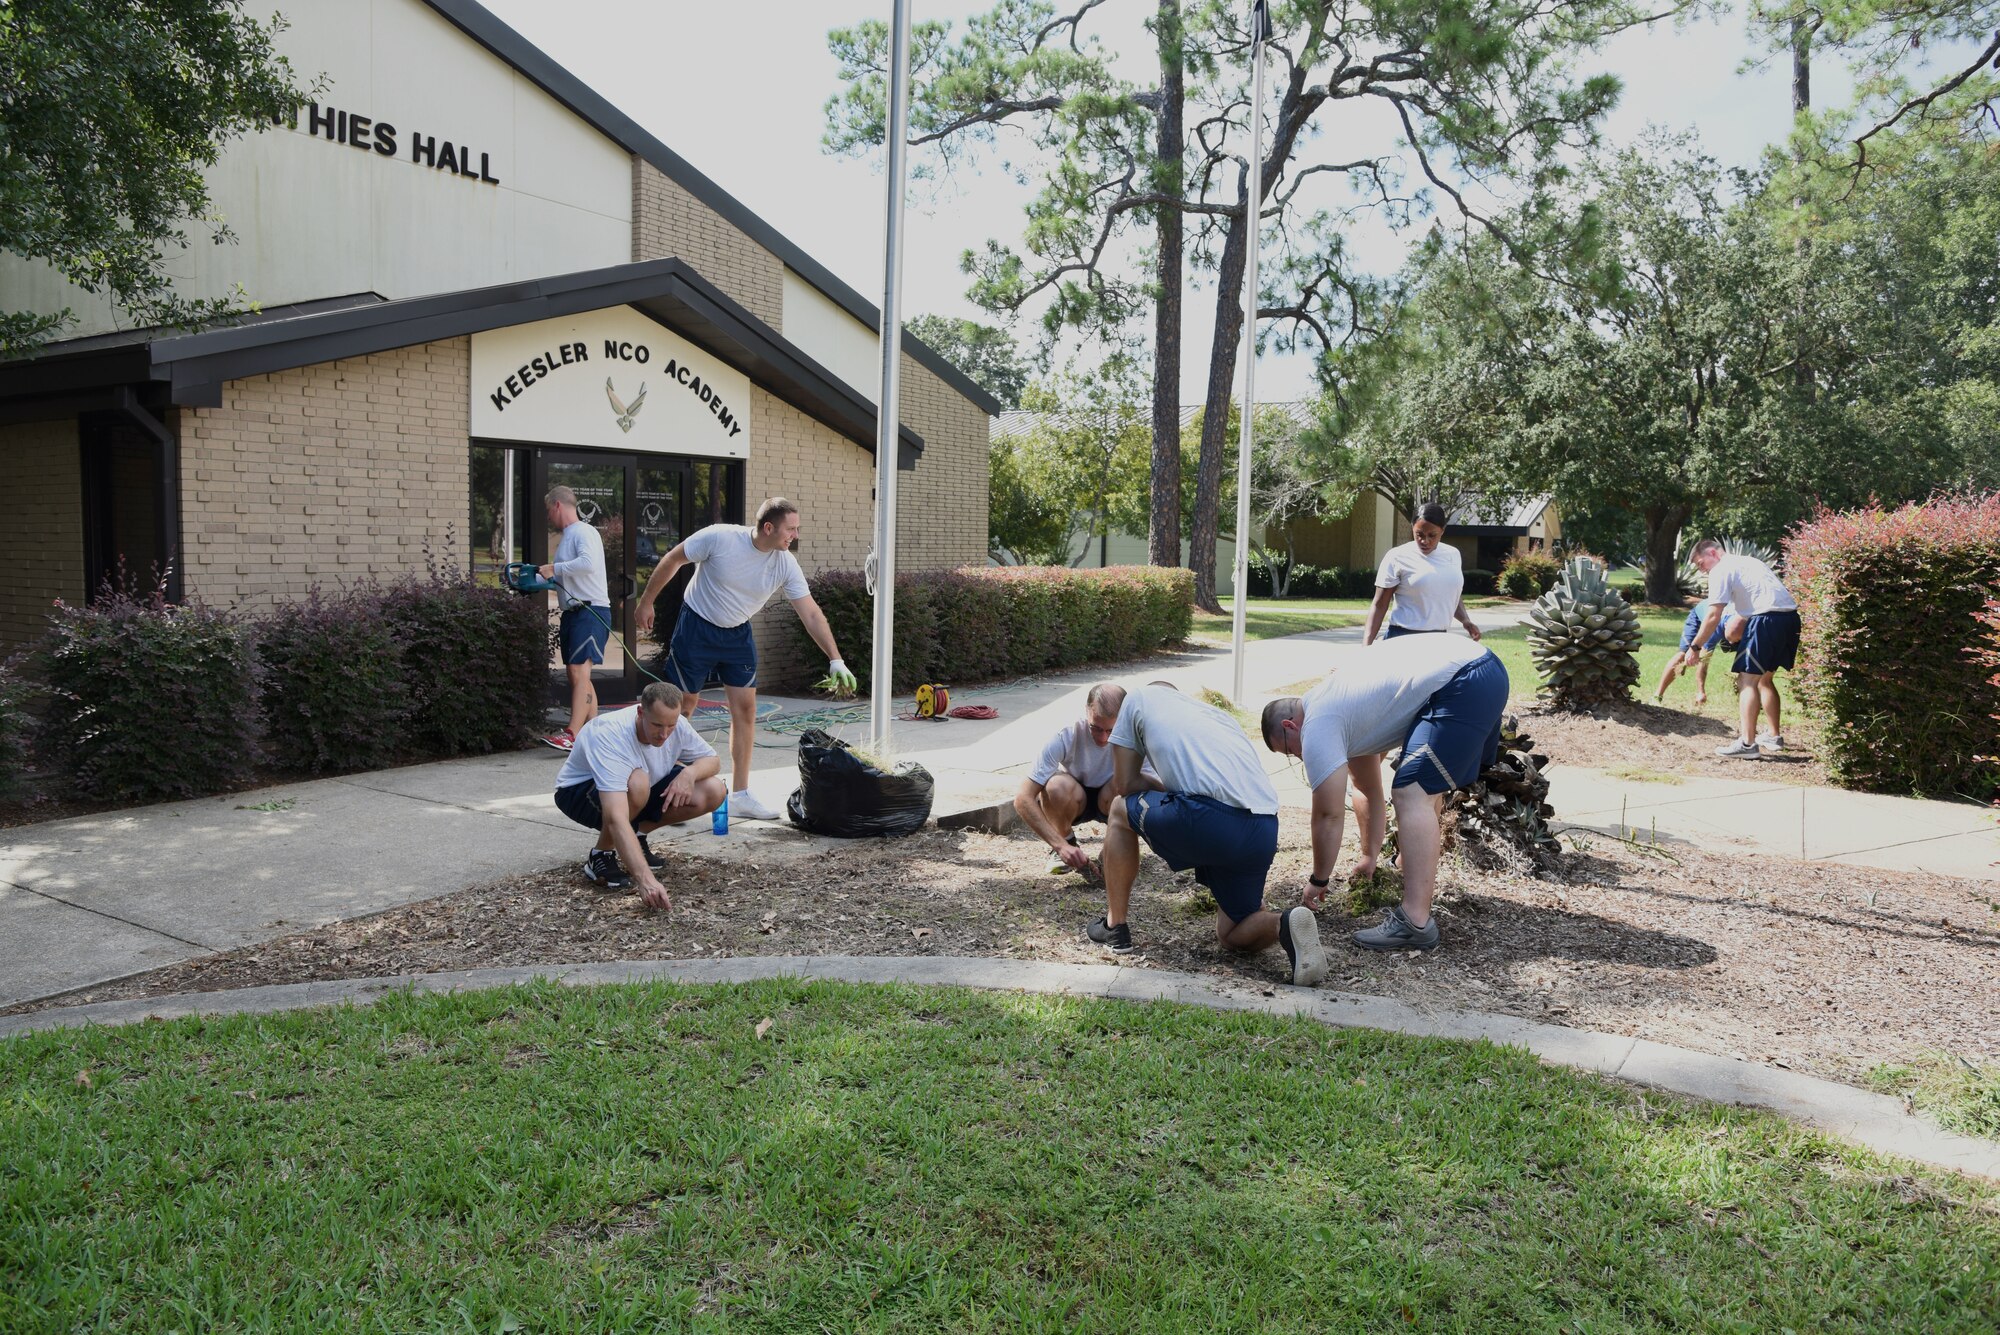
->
[1364, 503, 1483, 645]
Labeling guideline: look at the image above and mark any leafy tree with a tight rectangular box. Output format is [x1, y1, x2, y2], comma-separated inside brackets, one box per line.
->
[827, 0, 1686, 611]
[906, 314, 1032, 409]
[1, 0, 313, 355]
[988, 354, 1150, 564]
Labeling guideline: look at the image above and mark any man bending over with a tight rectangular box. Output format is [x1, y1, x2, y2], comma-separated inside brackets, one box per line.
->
[552, 681, 725, 910]
[1015, 682, 1154, 877]
[1262, 634, 1509, 952]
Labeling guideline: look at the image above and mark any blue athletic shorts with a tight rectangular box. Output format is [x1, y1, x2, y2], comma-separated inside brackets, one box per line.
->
[1678, 605, 1725, 653]
[1125, 790, 1278, 924]
[1734, 609, 1800, 676]
[1393, 650, 1510, 794]
[663, 608, 757, 691]
[560, 605, 612, 665]
[554, 765, 686, 830]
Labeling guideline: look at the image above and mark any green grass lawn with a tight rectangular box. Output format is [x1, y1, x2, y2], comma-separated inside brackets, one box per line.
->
[1479, 607, 1752, 726]
[1190, 608, 1362, 643]
[5, 981, 1996, 1332]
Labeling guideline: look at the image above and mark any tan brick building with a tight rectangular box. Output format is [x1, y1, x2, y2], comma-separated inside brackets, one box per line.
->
[0, 0, 997, 695]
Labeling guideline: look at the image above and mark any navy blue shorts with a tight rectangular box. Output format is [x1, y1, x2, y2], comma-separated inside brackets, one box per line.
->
[560, 605, 612, 665]
[1734, 609, 1800, 676]
[663, 608, 757, 691]
[1678, 605, 1725, 653]
[1383, 624, 1444, 640]
[1394, 651, 1510, 794]
[554, 765, 686, 831]
[1125, 790, 1278, 924]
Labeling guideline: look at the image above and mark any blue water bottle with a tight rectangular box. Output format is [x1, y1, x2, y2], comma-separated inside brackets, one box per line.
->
[712, 794, 728, 836]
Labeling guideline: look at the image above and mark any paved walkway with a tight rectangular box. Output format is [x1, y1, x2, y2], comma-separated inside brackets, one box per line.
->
[3, 956, 1992, 1181]
[1, 610, 1993, 1012]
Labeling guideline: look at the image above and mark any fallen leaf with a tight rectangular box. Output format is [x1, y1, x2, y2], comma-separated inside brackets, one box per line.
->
[73, 1069, 93, 1089]
[755, 1017, 773, 1040]
[911, 927, 932, 940]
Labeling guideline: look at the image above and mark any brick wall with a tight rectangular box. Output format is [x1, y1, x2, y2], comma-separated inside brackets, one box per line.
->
[894, 354, 991, 571]
[632, 159, 784, 327]
[176, 339, 472, 612]
[0, 418, 84, 651]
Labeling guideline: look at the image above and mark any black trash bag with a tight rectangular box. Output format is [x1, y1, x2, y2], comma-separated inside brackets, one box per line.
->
[785, 728, 934, 838]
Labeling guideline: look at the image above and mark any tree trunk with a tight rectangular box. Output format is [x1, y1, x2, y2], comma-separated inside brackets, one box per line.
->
[1189, 213, 1249, 613]
[1642, 503, 1692, 606]
[1147, 0, 1185, 569]
[1791, 15, 1816, 402]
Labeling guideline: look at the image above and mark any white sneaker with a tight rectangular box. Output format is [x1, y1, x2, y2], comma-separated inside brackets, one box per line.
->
[1283, 906, 1326, 986]
[1756, 732, 1786, 753]
[1715, 737, 1762, 759]
[728, 789, 781, 821]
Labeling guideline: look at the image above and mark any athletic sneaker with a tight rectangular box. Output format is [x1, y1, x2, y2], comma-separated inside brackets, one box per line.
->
[541, 730, 574, 752]
[1715, 737, 1762, 759]
[1756, 732, 1787, 754]
[583, 849, 631, 891]
[1086, 916, 1134, 955]
[635, 833, 665, 871]
[1279, 906, 1327, 986]
[728, 789, 781, 821]
[1353, 905, 1440, 953]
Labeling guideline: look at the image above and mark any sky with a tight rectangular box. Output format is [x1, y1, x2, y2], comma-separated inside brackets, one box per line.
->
[482, 1, 1865, 405]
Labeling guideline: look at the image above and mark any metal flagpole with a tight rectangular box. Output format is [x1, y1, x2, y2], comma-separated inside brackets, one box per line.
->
[871, 0, 915, 753]
[1230, 0, 1269, 704]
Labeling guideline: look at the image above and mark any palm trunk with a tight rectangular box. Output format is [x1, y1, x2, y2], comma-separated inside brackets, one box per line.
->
[1148, 0, 1185, 569]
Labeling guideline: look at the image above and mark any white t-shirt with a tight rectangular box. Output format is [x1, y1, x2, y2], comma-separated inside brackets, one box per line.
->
[682, 525, 811, 628]
[1374, 540, 1464, 632]
[1706, 555, 1796, 618]
[1299, 635, 1492, 790]
[551, 521, 608, 606]
[1108, 686, 1280, 816]
[1028, 720, 1159, 789]
[556, 706, 717, 793]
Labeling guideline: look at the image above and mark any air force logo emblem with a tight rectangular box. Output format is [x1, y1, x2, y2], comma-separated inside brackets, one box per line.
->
[605, 377, 647, 433]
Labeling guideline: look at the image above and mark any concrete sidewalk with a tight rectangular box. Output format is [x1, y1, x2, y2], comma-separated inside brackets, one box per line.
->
[2, 610, 1994, 1009]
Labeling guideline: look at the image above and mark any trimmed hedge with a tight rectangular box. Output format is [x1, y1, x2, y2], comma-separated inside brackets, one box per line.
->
[0, 658, 32, 801]
[1499, 551, 1562, 600]
[1244, 558, 1377, 600]
[1787, 494, 2000, 799]
[257, 587, 412, 774]
[379, 569, 551, 758]
[37, 591, 261, 802]
[1463, 568, 1498, 597]
[796, 565, 1194, 690]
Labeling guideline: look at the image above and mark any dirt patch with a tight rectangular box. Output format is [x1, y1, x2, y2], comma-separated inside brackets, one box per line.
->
[1517, 699, 1834, 788]
[12, 810, 1995, 1093]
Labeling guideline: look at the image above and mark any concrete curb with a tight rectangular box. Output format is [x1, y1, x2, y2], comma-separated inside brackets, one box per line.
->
[3, 955, 1994, 1182]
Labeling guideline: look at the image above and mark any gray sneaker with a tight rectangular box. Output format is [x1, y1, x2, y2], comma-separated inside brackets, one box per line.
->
[1353, 905, 1439, 953]
[1715, 737, 1762, 759]
[1281, 906, 1326, 986]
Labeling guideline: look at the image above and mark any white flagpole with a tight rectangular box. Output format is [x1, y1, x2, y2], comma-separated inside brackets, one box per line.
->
[871, 0, 914, 754]
[1230, 1, 1269, 704]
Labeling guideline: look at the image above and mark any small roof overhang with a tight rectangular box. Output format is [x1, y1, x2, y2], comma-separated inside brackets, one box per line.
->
[0, 259, 923, 468]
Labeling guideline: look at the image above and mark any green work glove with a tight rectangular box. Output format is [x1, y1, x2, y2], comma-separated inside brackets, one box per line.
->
[826, 659, 858, 693]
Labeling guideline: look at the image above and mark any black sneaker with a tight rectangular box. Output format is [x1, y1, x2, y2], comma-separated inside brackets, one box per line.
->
[1086, 916, 1133, 955]
[583, 849, 631, 891]
[635, 833, 665, 871]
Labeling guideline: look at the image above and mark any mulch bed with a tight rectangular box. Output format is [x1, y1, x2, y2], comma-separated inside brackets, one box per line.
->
[12, 809, 1995, 1093]
[1519, 699, 1834, 788]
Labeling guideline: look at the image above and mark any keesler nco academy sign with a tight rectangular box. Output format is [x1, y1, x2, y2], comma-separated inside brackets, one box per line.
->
[470, 309, 750, 459]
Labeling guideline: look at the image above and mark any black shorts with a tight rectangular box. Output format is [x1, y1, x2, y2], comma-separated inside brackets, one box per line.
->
[1079, 783, 1110, 825]
[554, 765, 686, 831]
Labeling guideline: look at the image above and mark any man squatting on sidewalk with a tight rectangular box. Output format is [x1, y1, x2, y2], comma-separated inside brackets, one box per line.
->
[537, 486, 609, 751]
[1262, 633, 1510, 953]
[1087, 683, 1328, 987]
[1014, 683, 1157, 878]
[632, 498, 856, 821]
[552, 681, 725, 908]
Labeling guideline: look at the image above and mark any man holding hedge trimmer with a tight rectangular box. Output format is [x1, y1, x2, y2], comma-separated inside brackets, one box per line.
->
[633, 497, 854, 820]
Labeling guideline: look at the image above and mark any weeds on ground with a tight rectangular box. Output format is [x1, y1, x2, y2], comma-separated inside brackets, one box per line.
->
[1867, 1054, 2000, 1140]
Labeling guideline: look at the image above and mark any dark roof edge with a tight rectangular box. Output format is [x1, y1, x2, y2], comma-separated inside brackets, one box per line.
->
[426, 0, 1006, 419]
